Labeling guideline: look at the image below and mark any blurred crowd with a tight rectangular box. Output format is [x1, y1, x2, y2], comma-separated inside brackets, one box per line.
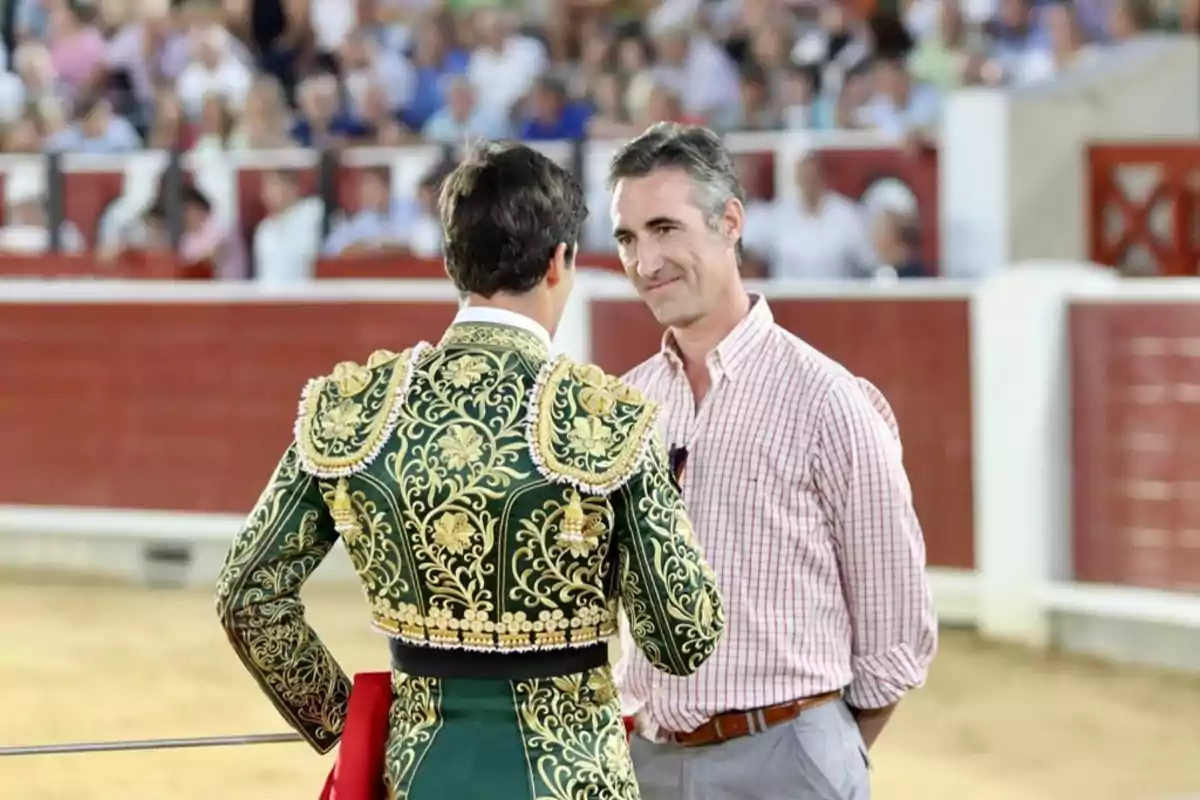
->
[3, 0, 1195, 153]
[0, 0, 1195, 278]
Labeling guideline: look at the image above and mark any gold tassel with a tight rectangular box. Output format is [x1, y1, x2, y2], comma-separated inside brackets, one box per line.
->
[562, 490, 585, 539]
[330, 477, 362, 541]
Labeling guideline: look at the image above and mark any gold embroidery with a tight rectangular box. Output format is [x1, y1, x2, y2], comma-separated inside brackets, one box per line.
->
[613, 444, 726, 676]
[368, 349, 401, 368]
[295, 345, 428, 477]
[437, 424, 484, 470]
[327, 477, 363, 544]
[529, 356, 660, 495]
[443, 354, 488, 388]
[439, 322, 548, 362]
[512, 667, 638, 800]
[431, 511, 475, 554]
[214, 444, 349, 753]
[330, 361, 372, 397]
[383, 673, 442, 799]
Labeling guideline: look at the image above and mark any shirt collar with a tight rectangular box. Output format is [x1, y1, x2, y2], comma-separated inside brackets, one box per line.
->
[661, 294, 774, 380]
[444, 305, 554, 354]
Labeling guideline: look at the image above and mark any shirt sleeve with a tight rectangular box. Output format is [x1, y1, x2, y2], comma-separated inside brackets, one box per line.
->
[813, 375, 938, 709]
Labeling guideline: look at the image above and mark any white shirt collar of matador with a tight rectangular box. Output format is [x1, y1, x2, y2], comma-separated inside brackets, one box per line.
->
[451, 305, 553, 351]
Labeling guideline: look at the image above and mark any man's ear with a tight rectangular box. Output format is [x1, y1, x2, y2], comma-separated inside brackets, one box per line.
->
[545, 242, 568, 288]
[723, 197, 745, 246]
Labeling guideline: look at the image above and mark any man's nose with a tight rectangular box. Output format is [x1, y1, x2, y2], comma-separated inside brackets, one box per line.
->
[634, 240, 661, 279]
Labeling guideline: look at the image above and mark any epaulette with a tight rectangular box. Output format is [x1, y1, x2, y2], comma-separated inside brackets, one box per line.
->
[294, 343, 430, 478]
[526, 355, 661, 495]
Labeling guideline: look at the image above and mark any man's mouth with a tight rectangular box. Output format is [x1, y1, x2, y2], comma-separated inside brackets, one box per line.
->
[645, 277, 680, 292]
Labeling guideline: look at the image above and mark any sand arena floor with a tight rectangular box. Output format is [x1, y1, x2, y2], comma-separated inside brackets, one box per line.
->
[3, 576, 1200, 800]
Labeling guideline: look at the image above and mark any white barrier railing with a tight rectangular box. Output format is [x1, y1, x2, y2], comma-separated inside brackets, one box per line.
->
[3, 265, 1200, 673]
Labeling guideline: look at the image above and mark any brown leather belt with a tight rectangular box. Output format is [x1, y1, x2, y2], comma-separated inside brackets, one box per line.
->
[665, 691, 843, 747]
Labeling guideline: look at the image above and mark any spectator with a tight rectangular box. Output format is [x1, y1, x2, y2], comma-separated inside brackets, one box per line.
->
[44, 94, 141, 153]
[290, 72, 370, 146]
[466, 9, 547, 117]
[909, 0, 977, 90]
[780, 63, 835, 130]
[252, 169, 324, 284]
[518, 76, 590, 140]
[859, 54, 941, 139]
[871, 209, 928, 279]
[228, 75, 293, 149]
[766, 153, 874, 280]
[585, 71, 631, 137]
[170, 183, 247, 280]
[1016, 1, 1103, 83]
[175, 24, 252, 119]
[46, 2, 107, 99]
[13, 42, 62, 109]
[422, 74, 510, 143]
[0, 167, 85, 254]
[339, 26, 414, 115]
[711, 61, 779, 132]
[648, 24, 741, 121]
[402, 14, 470, 131]
[102, 0, 189, 124]
[323, 167, 413, 256]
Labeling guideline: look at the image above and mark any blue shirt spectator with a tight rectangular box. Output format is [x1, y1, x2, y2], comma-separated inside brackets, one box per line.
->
[518, 78, 591, 140]
[43, 97, 141, 153]
[422, 75, 511, 143]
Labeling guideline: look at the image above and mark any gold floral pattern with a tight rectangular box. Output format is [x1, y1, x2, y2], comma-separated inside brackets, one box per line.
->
[567, 417, 612, 458]
[530, 356, 660, 495]
[320, 399, 363, 441]
[513, 666, 638, 800]
[431, 512, 475, 554]
[437, 424, 484, 470]
[443, 354, 488, 388]
[295, 346, 423, 476]
[383, 673, 442, 799]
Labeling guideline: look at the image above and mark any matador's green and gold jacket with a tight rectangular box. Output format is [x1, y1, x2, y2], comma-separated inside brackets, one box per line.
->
[214, 317, 725, 800]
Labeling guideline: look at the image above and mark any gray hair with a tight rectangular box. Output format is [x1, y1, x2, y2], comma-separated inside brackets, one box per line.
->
[606, 122, 745, 231]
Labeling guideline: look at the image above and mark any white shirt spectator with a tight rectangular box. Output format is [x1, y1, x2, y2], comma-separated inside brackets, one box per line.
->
[468, 35, 547, 115]
[651, 35, 741, 119]
[311, 0, 357, 53]
[859, 84, 942, 138]
[175, 27, 253, 118]
[766, 193, 875, 280]
[253, 197, 325, 285]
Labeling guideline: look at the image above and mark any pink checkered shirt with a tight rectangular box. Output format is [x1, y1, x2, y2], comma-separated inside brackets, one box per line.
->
[615, 295, 937, 735]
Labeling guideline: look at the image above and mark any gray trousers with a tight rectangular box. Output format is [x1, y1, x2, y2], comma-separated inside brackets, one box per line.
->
[630, 700, 870, 800]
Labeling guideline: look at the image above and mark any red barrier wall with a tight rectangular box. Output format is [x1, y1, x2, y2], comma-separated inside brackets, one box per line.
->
[0, 302, 458, 513]
[1072, 303, 1200, 592]
[0, 293, 974, 570]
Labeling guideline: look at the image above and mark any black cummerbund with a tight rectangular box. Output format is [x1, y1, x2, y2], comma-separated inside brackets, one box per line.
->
[389, 640, 608, 680]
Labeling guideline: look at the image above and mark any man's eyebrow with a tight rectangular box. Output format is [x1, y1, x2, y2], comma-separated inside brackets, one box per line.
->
[613, 216, 685, 237]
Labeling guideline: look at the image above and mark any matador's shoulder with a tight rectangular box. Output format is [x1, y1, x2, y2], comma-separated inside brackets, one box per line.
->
[294, 343, 431, 478]
[528, 355, 662, 495]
